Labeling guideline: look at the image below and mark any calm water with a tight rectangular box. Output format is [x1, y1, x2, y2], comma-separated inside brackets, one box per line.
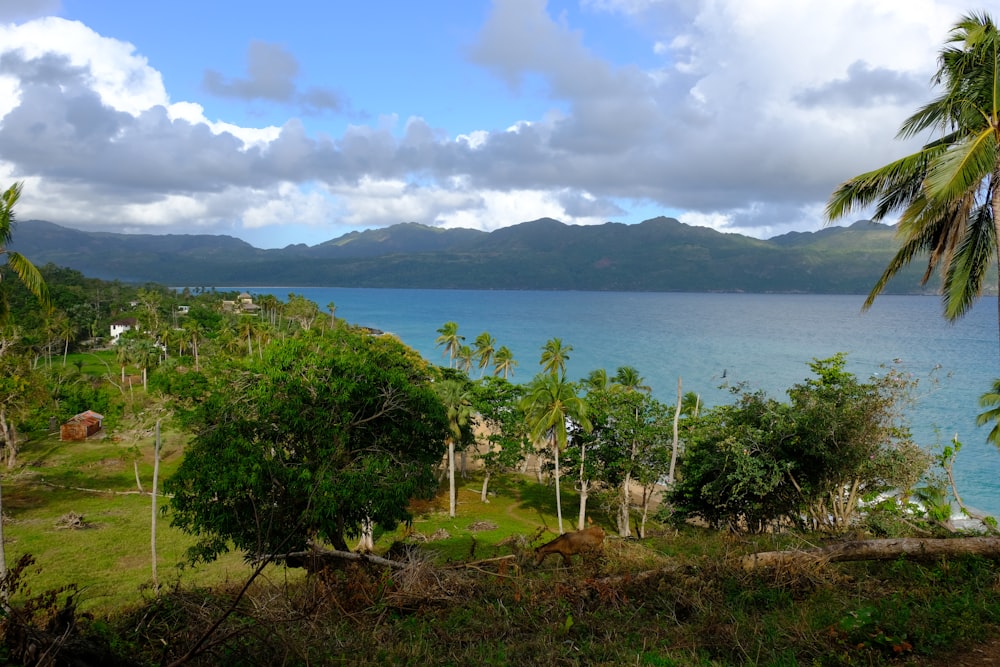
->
[238, 288, 1000, 516]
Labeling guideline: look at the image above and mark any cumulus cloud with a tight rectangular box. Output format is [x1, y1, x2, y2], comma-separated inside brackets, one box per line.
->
[203, 40, 347, 115]
[0, 2, 981, 247]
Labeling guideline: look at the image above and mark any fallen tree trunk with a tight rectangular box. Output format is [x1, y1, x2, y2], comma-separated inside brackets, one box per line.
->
[281, 548, 408, 571]
[742, 537, 1000, 570]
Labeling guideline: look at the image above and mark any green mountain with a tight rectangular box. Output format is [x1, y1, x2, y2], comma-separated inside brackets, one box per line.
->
[9, 217, 937, 294]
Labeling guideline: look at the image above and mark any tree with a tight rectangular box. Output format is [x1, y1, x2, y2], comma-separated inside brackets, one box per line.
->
[435, 321, 463, 369]
[0, 182, 49, 597]
[166, 328, 449, 560]
[583, 380, 671, 536]
[473, 331, 496, 378]
[668, 356, 930, 533]
[283, 293, 319, 331]
[0, 182, 48, 321]
[455, 344, 474, 375]
[826, 12, 1000, 349]
[977, 379, 1000, 445]
[433, 379, 474, 518]
[471, 376, 529, 502]
[520, 372, 591, 534]
[492, 346, 517, 379]
[540, 338, 572, 378]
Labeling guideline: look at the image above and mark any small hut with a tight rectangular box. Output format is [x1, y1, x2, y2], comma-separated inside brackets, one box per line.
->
[60, 410, 104, 441]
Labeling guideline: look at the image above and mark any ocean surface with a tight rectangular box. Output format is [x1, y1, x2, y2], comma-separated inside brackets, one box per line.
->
[234, 288, 1000, 516]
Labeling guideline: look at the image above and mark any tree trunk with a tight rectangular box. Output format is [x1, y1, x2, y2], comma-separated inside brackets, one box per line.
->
[0, 475, 7, 609]
[742, 537, 1000, 570]
[553, 437, 563, 534]
[448, 439, 456, 518]
[0, 407, 17, 469]
[151, 421, 161, 595]
[669, 376, 682, 484]
[356, 517, 374, 552]
[618, 473, 632, 537]
[577, 443, 588, 531]
[480, 471, 491, 503]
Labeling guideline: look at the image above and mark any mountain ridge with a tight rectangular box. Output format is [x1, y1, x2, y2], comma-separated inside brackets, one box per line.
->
[9, 217, 936, 294]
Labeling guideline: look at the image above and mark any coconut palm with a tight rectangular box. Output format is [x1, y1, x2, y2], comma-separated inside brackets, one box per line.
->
[582, 368, 611, 392]
[456, 345, 474, 375]
[473, 331, 496, 377]
[435, 321, 464, 369]
[493, 346, 517, 379]
[826, 12, 1000, 345]
[434, 379, 474, 518]
[614, 366, 651, 394]
[0, 182, 48, 322]
[520, 373, 591, 534]
[0, 182, 48, 596]
[540, 337, 572, 379]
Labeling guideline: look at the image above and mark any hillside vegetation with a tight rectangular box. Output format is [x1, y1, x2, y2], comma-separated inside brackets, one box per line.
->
[9, 217, 942, 293]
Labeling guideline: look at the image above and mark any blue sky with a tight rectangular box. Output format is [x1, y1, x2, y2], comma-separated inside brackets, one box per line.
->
[0, 0, 974, 248]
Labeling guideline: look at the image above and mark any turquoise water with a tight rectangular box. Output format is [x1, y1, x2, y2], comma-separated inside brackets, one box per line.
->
[240, 288, 1000, 516]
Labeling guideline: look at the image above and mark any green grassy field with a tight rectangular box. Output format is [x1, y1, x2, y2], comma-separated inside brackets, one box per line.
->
[5, 429, 1000, 665]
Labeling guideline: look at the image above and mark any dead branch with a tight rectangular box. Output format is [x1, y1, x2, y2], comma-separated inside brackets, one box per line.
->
[741, 536, 1000, 570]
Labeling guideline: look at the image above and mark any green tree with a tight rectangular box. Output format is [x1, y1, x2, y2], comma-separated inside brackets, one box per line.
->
[435, 321, 463, 369]
[826, 12, 1000, 342]
[167, 328, 449, 560]
[471, 376, 529, 502]
[433, 379, 475, 518]
[473, 331, 496, 378]
[520, 372, 591, 534]
[668, 356, 929, 533]
[582, 382, 671, 536]
[540, 338, 572, 379]
[0, 183, 48, 320]
[455, 344, 474, 375]
[977, 379, 1000, 445]
[492, 345, 517, 379]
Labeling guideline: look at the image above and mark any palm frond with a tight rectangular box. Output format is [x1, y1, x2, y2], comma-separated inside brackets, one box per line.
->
[943, 203, 995, 320]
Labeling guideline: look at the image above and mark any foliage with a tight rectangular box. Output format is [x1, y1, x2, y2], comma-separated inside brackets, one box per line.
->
[471, 376, 530, 479]
[166, 327, 449, 561]
[826, 12, 1000, 326]
[579, 386, 673, 535]
[669, 355, 929, 532]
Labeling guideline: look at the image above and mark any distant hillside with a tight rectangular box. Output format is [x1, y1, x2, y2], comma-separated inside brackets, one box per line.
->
[9, 217, 938, 294]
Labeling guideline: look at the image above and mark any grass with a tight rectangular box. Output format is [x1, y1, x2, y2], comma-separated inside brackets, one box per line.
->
[4, 433, 1000, 665]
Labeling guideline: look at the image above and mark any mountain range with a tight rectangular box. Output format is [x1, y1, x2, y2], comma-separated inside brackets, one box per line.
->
[9, 216, 937, 294]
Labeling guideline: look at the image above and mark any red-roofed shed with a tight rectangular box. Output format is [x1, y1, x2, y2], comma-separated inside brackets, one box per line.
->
[60, 410, 104, 441]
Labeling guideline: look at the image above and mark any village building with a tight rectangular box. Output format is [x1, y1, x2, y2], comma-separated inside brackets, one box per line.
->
[60, 410, 104, 441]
[110, 317, 138, 343]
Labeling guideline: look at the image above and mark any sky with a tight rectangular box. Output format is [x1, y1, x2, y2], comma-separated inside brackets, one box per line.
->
[0, 0, 977, 249]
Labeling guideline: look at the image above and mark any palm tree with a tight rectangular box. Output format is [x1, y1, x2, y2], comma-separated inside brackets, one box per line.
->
[540, 337, 572, 379]
[978, 379, 1000, 445]
[582, 368, 611, 392]
[613, 366, 651, 394]
[0, 182, 48, 321]
[434, 379, 474, 518]
[473, 331, 496, 377]
[327, 301, 337, 330]
[0, 182, 48, 597]
[826, 12, 1000, 349]
[493, 346, 518, 379]
[435, 321, 463, 368]
[520, 373, 591, 534]
[456, 345, 474, 375]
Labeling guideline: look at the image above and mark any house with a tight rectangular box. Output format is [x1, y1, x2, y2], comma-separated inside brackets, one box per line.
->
[223, 292, 260, 315]
[110, 317, 138, 343]
[177, 305, 190, 314]
[60, 410, 104, 441]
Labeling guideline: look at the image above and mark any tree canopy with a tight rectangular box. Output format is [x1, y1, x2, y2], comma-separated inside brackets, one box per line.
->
[166, 327, 449, 560]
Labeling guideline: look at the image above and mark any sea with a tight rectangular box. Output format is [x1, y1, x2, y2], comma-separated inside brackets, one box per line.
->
[230, 288, 1000, 517]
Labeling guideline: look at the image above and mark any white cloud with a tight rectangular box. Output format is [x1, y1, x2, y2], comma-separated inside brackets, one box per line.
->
[0, 2, 984, 247]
